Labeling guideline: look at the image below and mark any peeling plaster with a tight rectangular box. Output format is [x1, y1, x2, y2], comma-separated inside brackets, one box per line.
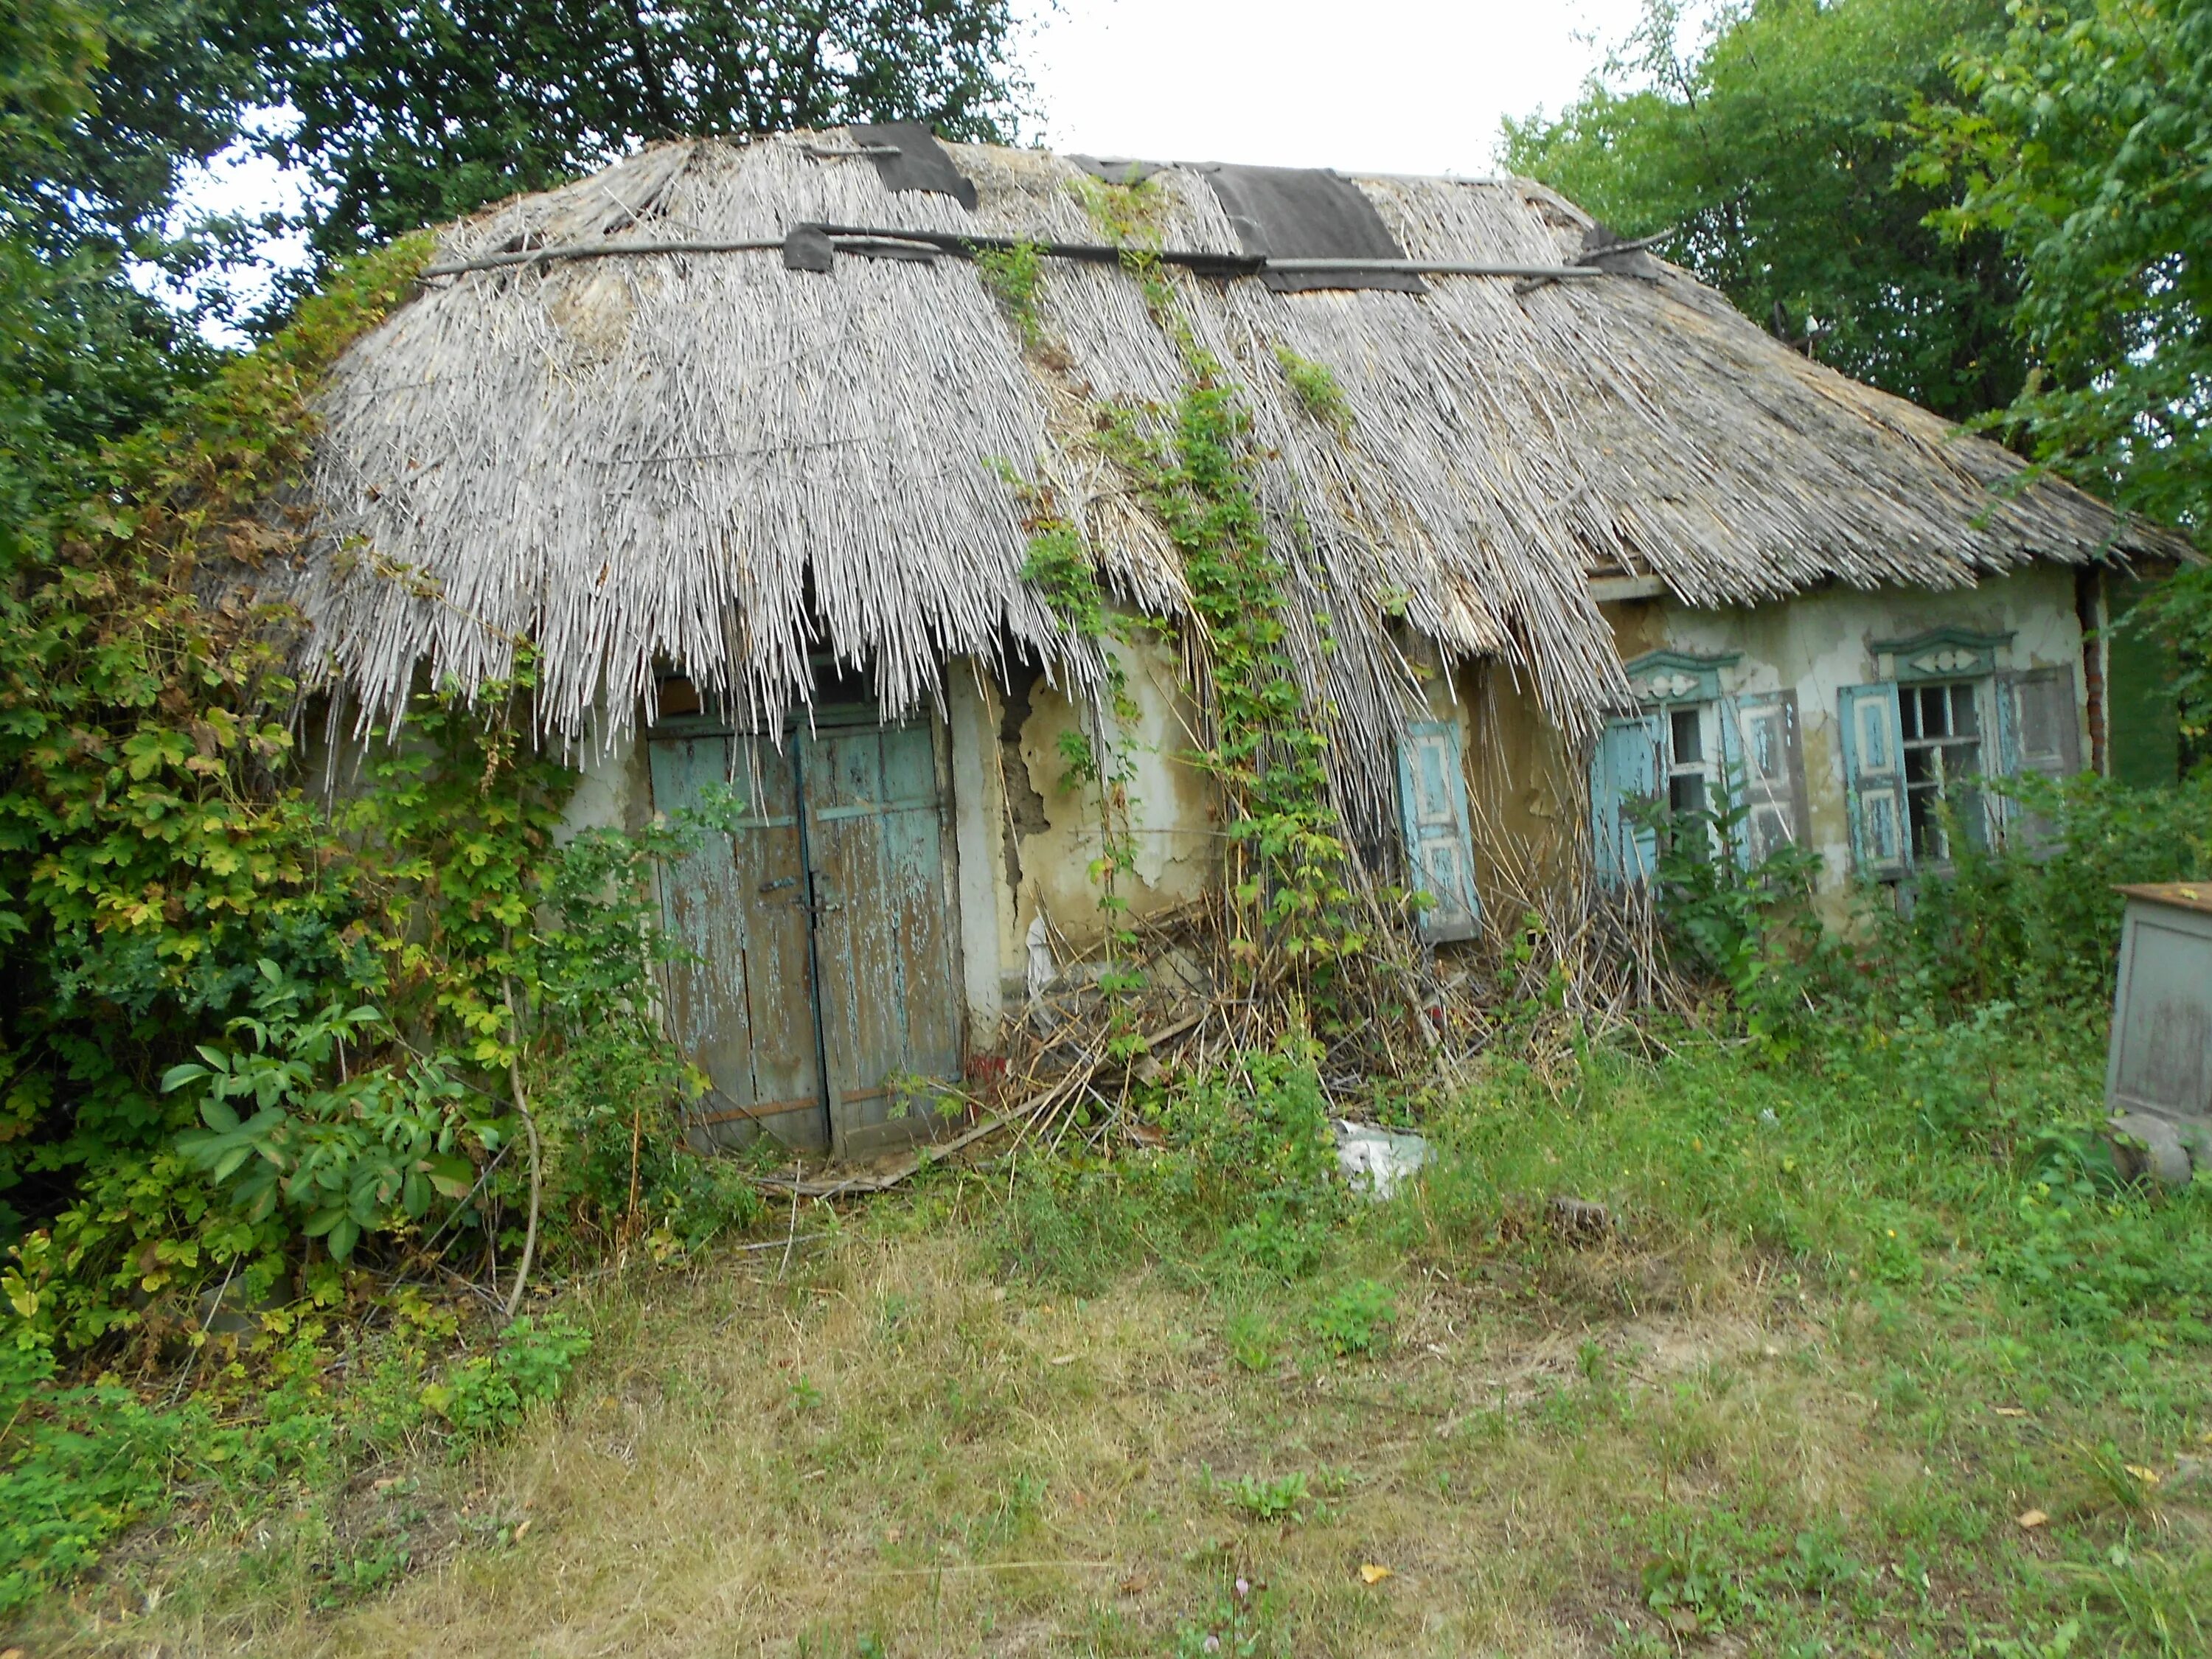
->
[557, 708, 650, 840]
[1008, 630, 1215, 958]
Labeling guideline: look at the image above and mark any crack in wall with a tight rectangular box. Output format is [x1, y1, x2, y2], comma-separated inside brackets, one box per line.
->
[998, 659, 1049, 891]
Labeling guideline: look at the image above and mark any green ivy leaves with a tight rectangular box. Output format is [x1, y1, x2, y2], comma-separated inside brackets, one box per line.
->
[161, 962, 481, 1262]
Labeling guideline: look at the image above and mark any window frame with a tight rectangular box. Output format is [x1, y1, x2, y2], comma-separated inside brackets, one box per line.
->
[1842, 627, 2016, 881]
[1596, 650, 1744, 877]
[1895, 676, 1992, 866]
[1594, 653, 1809, 888]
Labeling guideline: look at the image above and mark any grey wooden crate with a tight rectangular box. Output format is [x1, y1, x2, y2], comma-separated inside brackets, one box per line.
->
[2107, 884, 2212, 1124]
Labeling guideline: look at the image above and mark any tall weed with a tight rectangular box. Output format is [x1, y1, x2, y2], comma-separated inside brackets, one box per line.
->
[995, 1037, 1341, 1293]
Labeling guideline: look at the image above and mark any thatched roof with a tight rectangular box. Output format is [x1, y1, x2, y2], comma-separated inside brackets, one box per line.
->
[294, 133, 2180, 821]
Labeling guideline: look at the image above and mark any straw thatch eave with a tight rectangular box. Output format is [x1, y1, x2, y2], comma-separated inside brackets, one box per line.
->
[284, 133, 2182, 836]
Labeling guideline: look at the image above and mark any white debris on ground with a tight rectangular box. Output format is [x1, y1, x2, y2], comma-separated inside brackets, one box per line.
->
[1332, 1120, 1433, 1201]
[1024, 914, 1057, 1004]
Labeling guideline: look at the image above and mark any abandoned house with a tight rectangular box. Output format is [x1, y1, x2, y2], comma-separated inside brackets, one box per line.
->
[286, 128, 2188, 1156]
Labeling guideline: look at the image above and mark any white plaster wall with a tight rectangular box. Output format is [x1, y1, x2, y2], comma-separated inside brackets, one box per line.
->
[1605, 566, 2088, 900]
[556, 716, 644, 840]
[1010, 629, 1216, 958]
[945, 661, 1010, 1048]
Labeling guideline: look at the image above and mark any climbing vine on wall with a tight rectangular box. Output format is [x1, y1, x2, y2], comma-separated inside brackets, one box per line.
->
[1071, 178, 1366, 990]
[0, 236, 754, 1352]
[994, 465, 1150, 1055]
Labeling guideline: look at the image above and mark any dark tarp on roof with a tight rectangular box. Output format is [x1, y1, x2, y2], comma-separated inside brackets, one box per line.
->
[1198, 165, 1426, 294]
[846, 122, 978, 209]
[782, 225, 835, 271]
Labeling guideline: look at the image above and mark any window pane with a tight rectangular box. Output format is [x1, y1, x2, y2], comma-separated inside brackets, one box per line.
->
[1920, 685, 1951, 737]
[1899, 691, 1921, 740]
[1907, 785, 1941, 860]
[1669, 772, 1707, 816]
[1951, 684, 1978, 737]
[1949, 740, 1980, 779]
[1953, 783, 1986, 848]
[1904, 745, 1933, 784]
[1670, 706, 1703, 765]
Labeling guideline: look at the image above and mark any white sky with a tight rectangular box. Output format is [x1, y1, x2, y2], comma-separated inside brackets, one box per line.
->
[171, 0, 1663, 326]
[1020, 0, 1658, 176]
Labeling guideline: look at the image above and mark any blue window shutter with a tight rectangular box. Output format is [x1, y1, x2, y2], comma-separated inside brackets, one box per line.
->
[1838, 683, 1909, 877]
[1397, 720, 1481, 942]
[1725, 692, 1806, 869]
[1590, 715, 1662, 886]
[1994, 666, 2081, 851]
[1995, 666, 2080, 782]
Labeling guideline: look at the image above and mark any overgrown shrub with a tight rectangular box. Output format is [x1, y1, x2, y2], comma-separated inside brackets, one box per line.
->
[1641, 790, 1835, 1051]
[1648, 765, 2212, 1034]
[0, 239, 755, 1354]
[1866, 771, 2212, 1015]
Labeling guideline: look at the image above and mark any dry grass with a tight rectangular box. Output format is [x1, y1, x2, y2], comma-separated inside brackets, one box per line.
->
[50, 1213, 1882, 1657]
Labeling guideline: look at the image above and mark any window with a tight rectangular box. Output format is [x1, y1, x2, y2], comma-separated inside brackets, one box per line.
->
[1660, 703, 1723, 858]
[1590, 652, 1806, 886]
[1736, 696, 1806, 864]
[1666, 706, 1711, 816]
[1840, 627, 2084, 880]
[1896, 680, 1986, 862]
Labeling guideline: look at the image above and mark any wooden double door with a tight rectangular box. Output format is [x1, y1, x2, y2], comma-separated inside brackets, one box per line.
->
[647, 710, 964, 1157]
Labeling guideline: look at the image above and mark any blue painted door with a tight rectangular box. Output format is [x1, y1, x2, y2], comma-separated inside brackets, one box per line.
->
[801, 720, 965, 1156]
[647, 732, 825, 1150]
[648, 715, 963, 1158]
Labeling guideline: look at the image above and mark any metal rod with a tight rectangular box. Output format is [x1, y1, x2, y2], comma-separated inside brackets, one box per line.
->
[419, 226, 1641, 283]
[1266, 258, 1608, 278]
[805, 223, 1259, 276]
[421, 238, 784, 277]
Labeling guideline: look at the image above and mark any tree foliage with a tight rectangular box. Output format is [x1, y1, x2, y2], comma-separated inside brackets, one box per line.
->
[1, 1, 264, 535]
[244, 0, 1032, 265]
[1913, 0, 2212, 529]
[1502, 0, 2026, 422]
[1909, 1, 2211, 746]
